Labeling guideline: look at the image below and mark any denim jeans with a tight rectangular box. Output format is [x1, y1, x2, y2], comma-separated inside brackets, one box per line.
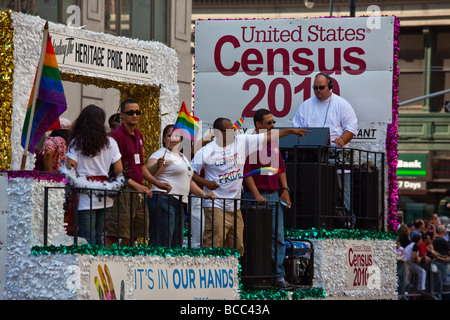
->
[148, 192, 185, 247]
[78, 208, 108, 245]
[242, 191, 286, 281]
[432, 260, 448, 299]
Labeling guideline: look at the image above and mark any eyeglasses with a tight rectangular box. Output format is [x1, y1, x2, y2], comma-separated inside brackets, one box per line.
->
[265, 120, 276, 125]
[312, 85, 327, 91]
[123, 109, 141, 116]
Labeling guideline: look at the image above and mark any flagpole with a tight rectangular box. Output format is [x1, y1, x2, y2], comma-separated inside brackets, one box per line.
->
[21, 21, 49, 170]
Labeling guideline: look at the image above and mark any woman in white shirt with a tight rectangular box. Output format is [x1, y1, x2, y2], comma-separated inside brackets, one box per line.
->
[66, 105, 123, 245]
[146, 124, 214, 247]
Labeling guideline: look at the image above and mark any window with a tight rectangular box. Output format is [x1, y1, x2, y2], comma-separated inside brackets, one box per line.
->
[105, 0, 167, 43]
[0, 0, 80, 24]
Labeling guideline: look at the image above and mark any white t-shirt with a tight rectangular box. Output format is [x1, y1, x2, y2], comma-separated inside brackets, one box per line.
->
[149, 148, 193, 203]
[190, 133, 265, 210]
[292, 93, 358, 147]
[67, 137, 121, 210]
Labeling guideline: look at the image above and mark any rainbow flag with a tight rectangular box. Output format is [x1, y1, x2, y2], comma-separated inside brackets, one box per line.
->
[233, 116, 245, 130]
[172, 102, 199, 141]
[241, 167, 281, 179]
[21, 27, 67, 153]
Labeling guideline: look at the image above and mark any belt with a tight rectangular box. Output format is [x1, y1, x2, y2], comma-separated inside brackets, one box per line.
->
[257, 188, 277, 194]
[86, 175, 108, 182]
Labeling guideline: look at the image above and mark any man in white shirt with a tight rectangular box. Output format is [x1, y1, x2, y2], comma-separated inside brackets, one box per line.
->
[191, 117, 308, 255]
[292, 73, 358, 147]
[292, 73, 358, 226]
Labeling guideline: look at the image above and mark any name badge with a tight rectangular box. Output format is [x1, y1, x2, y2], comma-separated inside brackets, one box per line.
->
[134, 153, 140, 165]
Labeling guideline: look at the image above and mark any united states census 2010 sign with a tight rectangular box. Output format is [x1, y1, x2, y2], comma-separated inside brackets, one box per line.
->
[194, 17, 394, 133]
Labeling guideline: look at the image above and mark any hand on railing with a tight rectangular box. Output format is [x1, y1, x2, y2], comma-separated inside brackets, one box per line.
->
[204, 192, 217, 200]
[156, 181, 172, 193]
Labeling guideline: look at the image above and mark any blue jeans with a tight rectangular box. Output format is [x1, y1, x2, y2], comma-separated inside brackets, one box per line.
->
[78, 208, 108, 245]
[432, 260, 448, 299]
[148, 192, 185, 247]
[242, 191, 286, 281]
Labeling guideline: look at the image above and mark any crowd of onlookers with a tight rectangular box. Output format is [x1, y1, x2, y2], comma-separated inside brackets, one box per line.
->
[396, 213, 449, 299]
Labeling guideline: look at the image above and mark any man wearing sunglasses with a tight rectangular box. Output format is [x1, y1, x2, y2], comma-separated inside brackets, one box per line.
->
[242, 108, 295, 290]
[106, 98, 171, 247]
[292, 73, 358, 227]
[292, 72, 357, 148]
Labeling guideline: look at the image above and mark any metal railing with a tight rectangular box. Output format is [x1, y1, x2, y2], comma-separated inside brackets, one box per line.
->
[42, 187, 314, 290]
[281, 145, 385, 231]
[397, 260, 449, 300]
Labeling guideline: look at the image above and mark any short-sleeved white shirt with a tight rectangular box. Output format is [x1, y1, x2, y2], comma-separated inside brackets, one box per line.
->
[190, 133, 265, 211]
[292, 93, 358, 147]
[67, 137, 121, 210]
[149, 147, 193, 203]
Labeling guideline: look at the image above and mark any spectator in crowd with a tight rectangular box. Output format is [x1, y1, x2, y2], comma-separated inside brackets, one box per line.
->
[66, 105, 123, 245]
[106, 98, 171, 247]
[432, 224, 449, 299]
[410, 219, 425, 240]
[402, 234, 427, 295]
[397, 223, 411, 249]
[146, 124, 215, 247]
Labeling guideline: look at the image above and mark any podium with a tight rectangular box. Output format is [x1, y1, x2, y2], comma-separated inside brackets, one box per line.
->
[279, 127, 339, 229]
[241, 205, 273, 290]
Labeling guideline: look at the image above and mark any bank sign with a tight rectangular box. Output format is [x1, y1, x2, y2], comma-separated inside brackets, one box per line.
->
[397, 152, 428, 178]
[194, 17, 394, 134]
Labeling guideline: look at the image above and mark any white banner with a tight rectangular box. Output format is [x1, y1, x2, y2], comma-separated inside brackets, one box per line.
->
[89, 260, 238, 300]
[50, 31, 151, 82]
[194, 17, 394, 130]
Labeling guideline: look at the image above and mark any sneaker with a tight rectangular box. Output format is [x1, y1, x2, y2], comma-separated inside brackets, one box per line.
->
[275, 279, 295, 290]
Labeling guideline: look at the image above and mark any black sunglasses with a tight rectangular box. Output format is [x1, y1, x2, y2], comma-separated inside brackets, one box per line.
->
[312, 85, 327, 91]
[123, 109, 141, 116]
[265, 120, 276, 125]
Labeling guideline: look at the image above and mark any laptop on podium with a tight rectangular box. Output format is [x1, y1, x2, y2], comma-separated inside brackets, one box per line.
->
[278, 127, 330, 148]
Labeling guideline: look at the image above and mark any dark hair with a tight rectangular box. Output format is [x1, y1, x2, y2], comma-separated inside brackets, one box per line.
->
[411, 234, 422, 243]
[413, 219, 424, 229]
[120, 98, 138, 112]
[108, 113, 120, 124]
[50, 129, 69, 142]
[162, 124, 174, 147]
[253, 109, 272, 127]
[68, 105, 110, 157]
[213, 117, 231, 131]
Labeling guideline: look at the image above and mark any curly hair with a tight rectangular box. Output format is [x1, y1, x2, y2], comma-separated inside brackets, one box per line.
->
[68, 105, 110, 157]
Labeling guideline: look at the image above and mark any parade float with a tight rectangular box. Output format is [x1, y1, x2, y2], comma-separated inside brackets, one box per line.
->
[0, 11, 399, 300]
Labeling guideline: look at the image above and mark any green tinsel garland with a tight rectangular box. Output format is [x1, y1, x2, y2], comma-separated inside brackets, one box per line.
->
[31, 244, 240, 257]
[285, 228, 396, 241]
[240, 287, 326, 300]
[31, 228, 395, 257]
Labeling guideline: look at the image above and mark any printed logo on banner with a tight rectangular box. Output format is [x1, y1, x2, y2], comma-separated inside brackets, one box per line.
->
[346, 240, 380, 290]
[90, 262, 126, 300]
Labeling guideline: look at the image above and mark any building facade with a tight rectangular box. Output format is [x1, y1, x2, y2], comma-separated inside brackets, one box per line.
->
[191, 0, 450, 222]
[1, 0, 193, 121]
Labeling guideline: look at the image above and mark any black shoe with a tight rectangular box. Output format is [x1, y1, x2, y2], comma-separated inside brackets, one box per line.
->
[275, 279, 295, 291]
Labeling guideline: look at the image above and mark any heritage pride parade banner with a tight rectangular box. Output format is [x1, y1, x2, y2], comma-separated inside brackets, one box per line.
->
[194, 17, 395, 144]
